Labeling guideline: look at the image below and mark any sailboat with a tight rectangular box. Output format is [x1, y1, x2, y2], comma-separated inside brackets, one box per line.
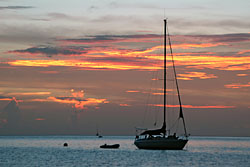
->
[96, 127, 103, 138]
[134, 19, 189, 150]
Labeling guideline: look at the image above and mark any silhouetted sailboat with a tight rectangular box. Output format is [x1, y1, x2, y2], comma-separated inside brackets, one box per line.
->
[134, 19, 189, 150]
[96, 126, 103, 138]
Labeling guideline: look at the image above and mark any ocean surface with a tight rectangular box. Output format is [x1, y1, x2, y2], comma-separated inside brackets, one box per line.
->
[0, 136, 249, 167]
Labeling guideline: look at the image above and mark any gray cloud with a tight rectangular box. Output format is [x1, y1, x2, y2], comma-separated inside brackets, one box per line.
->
[10, 46, 88, 57]
[62, 34, 160, 44]
[0, 6, 34, 10]
[187, 33, 250, 43]
[48, 12, 72, 20]
[169, 18, 250, 35]
[0, 95, 11, 99]
[55, 96, 83, 102]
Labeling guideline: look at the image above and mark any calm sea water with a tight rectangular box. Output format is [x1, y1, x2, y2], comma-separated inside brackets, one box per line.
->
[0, 136, 249, 167]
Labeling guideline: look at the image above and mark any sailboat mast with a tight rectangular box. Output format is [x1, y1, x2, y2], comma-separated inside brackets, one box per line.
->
[163, 19, 167, 133]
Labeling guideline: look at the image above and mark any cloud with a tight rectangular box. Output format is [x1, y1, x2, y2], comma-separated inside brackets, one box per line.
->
[61, 34, 160, 44]
[237, 74, 248, 77]
[35, 118, 45, 121]
[119, 104, 131, 107]
[7, 53, 250, 71]
[0, 6, 34, 10]
[9, 46, 87, 57]
[7, 92, 51, 96]
[224, 82, 250, 89]
[170, 19, 250, 34]
[237, 50, 250, 55]
[178, 72, 218, 80]
[150, 104, 236, 109]
[71, 89, 84, 98]
[126, 90, 140, 93]
[26, 89, 109, 110]
[5, 33, 250, 71]
[48, 96, 109, 110]
[7, 60, 159, 70]
[46, 12, 87, 21]
[187, 33, 250, 43]
[0, 95, 12, 101]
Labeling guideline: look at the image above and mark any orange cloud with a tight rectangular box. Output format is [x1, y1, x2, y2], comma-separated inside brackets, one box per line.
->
[2, 97, 23, 103]
[0, 98, 12, 101]
[71, 90, 84, 98]
[7, 52, 250, 71]
[7, 60, 159, 70]
[28, 95, 109, 110]
[29, 99, 50, 102]
[151, 92, 164, 95]
[47, 97, 108, 110]
[119, 104, 131, 107]
[35, 118, 45, 121]
[149, 104, 236, 108]
[87, 43, 224, 58]
[126, 90, 140, 93]
[7, 92, 51, 96]
[6, 39, 250, 72]
[237, 74, 248, 77]
[237, 50, 250, 55]
[178, 72, 218, 80]
[224, 82, 250, 89]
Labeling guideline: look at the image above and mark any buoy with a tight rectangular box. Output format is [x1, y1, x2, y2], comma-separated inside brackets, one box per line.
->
[63, 143, 68, 147]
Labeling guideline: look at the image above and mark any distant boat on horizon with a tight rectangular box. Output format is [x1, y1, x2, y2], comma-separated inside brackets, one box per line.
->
[134, 19, 189, 150]
[96, 127, 103, 138]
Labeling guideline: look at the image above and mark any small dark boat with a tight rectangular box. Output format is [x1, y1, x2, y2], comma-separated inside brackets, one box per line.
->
[100, 144, 120, 149]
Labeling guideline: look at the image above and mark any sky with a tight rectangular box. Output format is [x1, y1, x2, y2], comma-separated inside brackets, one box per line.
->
[0, 0, 249, 136]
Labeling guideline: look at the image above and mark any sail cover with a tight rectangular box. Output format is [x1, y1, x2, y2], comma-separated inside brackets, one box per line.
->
[140, 123, 166, 136]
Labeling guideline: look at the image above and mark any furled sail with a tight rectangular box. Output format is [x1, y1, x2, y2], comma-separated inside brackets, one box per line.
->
[140, 123, 166, 136]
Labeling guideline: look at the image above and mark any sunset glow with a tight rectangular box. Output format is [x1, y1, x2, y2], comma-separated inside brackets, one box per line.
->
[0, 0, 249, 137]
[7, 54, 250, 71]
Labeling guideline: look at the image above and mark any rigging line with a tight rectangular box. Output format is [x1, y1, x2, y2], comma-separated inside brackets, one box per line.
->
[167, 65, 176, 129]
[166, 19, 188, 136]
[152, 34, 164, 127]
[151, 71, 157, 126]
[175, 119, 180, 134]
[142, 70, 155, 126]
[168, 117, 179, 132]
[153, 69, 162, 126]
[142, 56, 161, 127]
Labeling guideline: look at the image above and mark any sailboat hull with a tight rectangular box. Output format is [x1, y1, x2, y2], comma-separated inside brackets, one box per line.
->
[134, 138, 188, 150]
